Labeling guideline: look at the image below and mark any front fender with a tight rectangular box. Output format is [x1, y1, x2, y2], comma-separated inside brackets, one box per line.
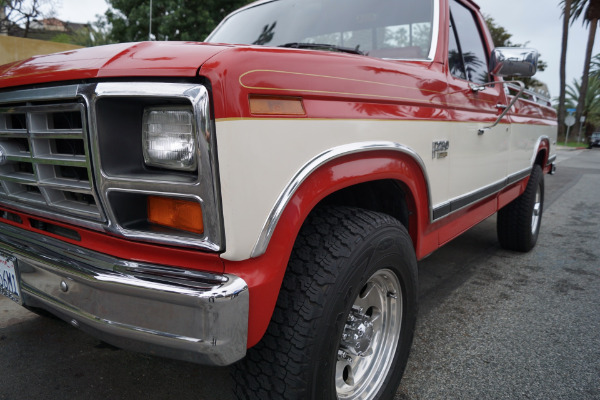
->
[222, 147, 431, 347]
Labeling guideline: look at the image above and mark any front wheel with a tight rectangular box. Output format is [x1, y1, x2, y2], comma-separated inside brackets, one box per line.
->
[336, 268, 405, 399]
[232, 207, 418, 400]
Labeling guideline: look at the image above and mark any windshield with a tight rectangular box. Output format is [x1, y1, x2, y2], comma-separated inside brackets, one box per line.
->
[207, 0, 435, 60]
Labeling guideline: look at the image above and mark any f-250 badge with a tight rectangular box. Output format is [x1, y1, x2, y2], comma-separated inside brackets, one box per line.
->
[432, 140, 450, 159]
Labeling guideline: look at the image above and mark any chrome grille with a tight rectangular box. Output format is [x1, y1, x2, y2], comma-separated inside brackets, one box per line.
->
[0, 102, 103, 221]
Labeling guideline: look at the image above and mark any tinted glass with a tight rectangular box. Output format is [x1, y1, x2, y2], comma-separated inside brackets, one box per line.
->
[449, 0, 489, 83]
[448, 14, 466, 80]
[207, 0, 435, 59]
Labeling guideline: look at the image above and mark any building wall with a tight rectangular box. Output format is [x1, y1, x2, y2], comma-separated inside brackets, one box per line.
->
[0, 35, 82, 65]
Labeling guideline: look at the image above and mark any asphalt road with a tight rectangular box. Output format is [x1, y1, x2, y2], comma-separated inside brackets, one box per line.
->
[1, 148, 599, 400]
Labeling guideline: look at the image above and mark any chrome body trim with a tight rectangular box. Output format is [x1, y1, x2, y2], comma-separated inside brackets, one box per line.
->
[490, 47, 539, 78]
[0, 82, 223, 252]
[85, 82, 223, 251]
[105, 188, 219, 251]
[0, 85, 80, 103]
[248, 134, 537, 256]
[432, 167, 531, 220]
[432, 135, 554, 220]
[427, 0, 441, 61]
[0, 221, 248, 366]
[531, 135, 552, 165]
[0, 85, 105, 224]
[505, 82, 552, 106]
[250, 141, 432, 258]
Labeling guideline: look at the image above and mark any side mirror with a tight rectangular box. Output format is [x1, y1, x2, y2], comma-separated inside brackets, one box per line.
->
[489, 47, 538, 77]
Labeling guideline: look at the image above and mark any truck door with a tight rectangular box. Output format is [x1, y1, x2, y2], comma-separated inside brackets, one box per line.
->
[442, 0, 511, 215]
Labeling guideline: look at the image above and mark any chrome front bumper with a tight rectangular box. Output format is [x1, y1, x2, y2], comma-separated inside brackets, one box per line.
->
[0, 222, 248, 366]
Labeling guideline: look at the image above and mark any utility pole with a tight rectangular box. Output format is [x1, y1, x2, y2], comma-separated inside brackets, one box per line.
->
[148, 0, 153, 41]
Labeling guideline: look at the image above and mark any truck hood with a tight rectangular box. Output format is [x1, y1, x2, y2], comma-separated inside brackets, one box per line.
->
[0, 41, 231, 89]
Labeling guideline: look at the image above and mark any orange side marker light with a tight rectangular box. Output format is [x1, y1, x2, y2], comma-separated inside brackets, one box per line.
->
[249, 95, 305, 115]
[148, 196, 204, 234]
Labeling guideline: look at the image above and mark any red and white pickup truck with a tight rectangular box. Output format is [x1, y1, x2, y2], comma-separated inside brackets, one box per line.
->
[0, 0, 556, 398]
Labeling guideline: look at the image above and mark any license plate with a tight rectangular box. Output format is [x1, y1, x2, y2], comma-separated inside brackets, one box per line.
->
[0, 252, 20, 304]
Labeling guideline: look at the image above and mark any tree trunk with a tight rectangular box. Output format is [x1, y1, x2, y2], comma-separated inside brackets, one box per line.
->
[573, 18, 598, 141]
[0, 6, 7, 36]
[558, 0, 572, 139]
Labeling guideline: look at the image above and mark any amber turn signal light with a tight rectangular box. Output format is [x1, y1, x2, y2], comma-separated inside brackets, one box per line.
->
[147, 196, 204, 234]
[249, 95, 305, 115]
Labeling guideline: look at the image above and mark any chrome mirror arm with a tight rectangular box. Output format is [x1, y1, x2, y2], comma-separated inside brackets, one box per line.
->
[478, 80, 525, 135]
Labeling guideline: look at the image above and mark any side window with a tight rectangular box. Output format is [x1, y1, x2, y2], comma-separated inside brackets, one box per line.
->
[448, 0, 489, 84]
[448, 14, 466, 80]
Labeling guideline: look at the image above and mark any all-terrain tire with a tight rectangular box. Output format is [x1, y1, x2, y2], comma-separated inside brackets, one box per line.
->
[232, 207, 418, 400]
[497, 165, 544, 252]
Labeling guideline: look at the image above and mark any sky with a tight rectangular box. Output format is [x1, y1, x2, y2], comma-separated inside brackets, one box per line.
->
[53, 0, 599, 100]
[477, 0, 599, 100]
[52, 0, 108, 24]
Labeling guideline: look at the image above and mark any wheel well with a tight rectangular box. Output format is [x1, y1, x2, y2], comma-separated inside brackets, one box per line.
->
[317, 179, 411, 230]
[534, 149, 547, 168]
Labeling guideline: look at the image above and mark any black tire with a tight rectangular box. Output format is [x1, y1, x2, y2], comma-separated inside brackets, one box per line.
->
[497, 165, 544, 252]
[232, 207, 418, 400]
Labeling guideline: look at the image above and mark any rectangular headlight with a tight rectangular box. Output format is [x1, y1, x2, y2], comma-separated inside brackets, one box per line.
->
[142, 106, 197, 171]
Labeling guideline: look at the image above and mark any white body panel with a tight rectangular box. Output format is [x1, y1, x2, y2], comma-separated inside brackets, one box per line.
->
[510, 121, 555, 174]
[446, 122, 509, 201]
[216, 118, 553, 261]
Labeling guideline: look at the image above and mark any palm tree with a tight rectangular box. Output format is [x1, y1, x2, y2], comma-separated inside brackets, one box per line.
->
[590, 53, 600, 78]
[558, 0, 572, 139]
[565, 77, 600, 136]
[570, 0, 600, 139]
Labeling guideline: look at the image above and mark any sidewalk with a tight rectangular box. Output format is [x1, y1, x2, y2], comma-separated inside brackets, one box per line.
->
[555, 145, 588, 151]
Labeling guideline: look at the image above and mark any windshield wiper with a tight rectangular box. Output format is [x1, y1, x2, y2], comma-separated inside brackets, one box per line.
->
[279, 42, 365, 55]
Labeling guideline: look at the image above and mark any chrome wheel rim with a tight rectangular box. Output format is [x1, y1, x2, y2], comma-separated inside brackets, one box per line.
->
[336, 269, 403, 399]
[531, 184, 542, 235]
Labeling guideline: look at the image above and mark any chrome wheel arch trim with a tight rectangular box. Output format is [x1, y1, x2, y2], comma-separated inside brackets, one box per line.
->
[250, 141, 432, 258]
[531, 135, 552, 165]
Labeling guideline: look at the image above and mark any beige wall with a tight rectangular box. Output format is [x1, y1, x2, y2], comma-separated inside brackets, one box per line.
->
[0, 36, 82, 65]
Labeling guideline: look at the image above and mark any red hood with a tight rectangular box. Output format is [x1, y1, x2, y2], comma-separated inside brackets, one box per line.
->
[0, 41, 231, 89]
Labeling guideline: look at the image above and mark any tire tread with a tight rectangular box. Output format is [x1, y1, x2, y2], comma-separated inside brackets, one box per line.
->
[497, 165, 544, 252]
[232, 207, 410, 400]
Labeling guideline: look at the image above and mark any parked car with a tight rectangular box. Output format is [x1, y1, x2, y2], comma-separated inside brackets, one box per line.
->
[588, 132, 600, 148]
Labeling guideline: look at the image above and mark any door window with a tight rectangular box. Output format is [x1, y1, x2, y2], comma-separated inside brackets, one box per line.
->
[448, 0, 489, 84]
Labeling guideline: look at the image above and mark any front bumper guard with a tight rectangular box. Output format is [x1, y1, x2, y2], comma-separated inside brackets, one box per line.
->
[0, 222, 248, 366]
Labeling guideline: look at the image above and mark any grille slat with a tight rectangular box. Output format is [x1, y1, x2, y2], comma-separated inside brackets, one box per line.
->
[29, 131, 85, 138]
[32, 157, 88, 166]
[38, 180, 92, 192]
[0, 101, 104, 222]
[0, 172, 37, 184]
[6, 156, 33, 163]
